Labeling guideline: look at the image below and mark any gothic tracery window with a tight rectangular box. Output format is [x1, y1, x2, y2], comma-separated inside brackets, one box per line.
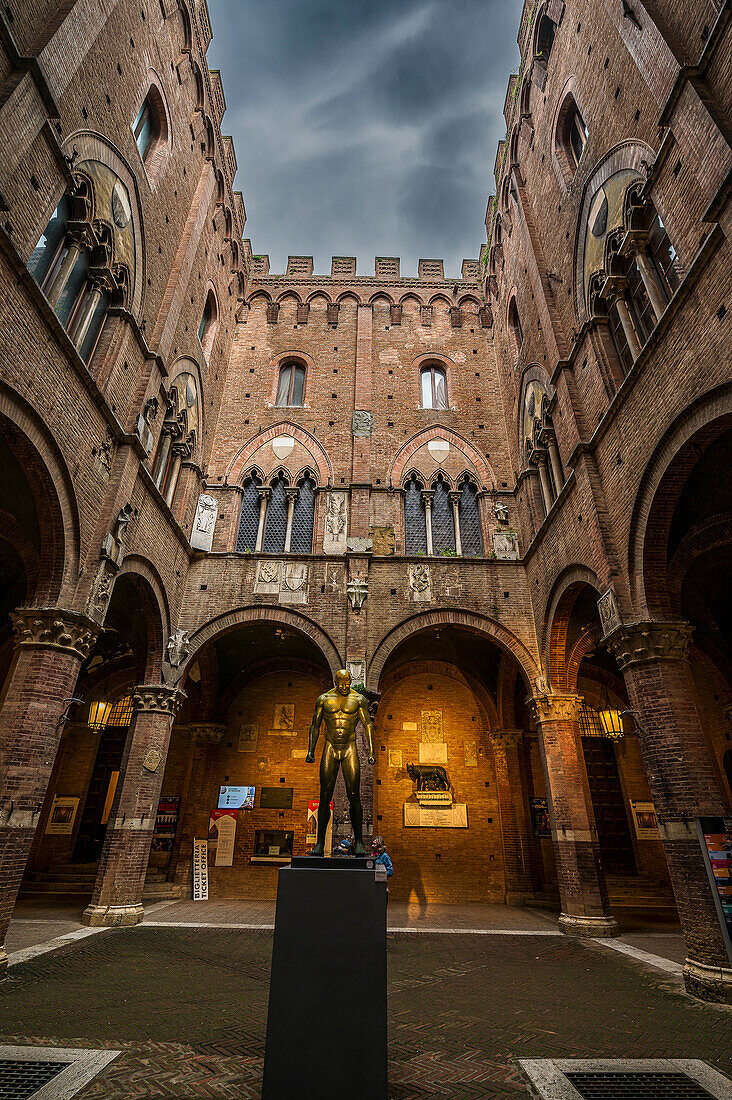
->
[236, 474, 261, 553]
[458, 478, 483, 557]
[404, 474, 427, 555]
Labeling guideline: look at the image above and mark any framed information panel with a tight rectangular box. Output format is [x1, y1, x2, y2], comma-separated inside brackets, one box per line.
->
[696, 817, 732, 965]
[260, 786, 294, 810]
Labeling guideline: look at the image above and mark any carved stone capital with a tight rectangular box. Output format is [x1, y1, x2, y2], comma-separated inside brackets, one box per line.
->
[532, 693, 583, 724]
[131, 684, 186, 717]
[183, 723, 226, 743]
[605, 620, 693, 670]
[11, 608, 99, 660]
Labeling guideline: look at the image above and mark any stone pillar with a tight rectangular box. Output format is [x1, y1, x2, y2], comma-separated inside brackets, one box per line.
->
[606, 621, 732, 1002]
[255, 488, 270, 551]
[532, 693, 618, 936]
[153, 426, 174, 489]
[423, 491, 434, 556]
[0, 608, 99, 976]
[46, 234, 83, 307]
[449, 491, 462, 555]
[71, 279, 104, 348]
[614, 295, 642, 360]
[490, 730, 533, 904]
[545, 434, 564, 497]
[534, 452, 553, 513]
[284, 487, 298, 553]
[83, 683, 185, 927]
[634, 250, 666, 322]
[164, 444, 187, 509]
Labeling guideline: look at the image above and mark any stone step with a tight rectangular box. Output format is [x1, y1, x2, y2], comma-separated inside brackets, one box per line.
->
[142, 883, 182, 901]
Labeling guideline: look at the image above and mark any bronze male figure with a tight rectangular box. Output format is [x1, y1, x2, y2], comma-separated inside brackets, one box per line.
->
[306, 669, 375, 855]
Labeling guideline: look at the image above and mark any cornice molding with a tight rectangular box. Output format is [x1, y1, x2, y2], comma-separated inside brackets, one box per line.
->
[11, 608, 99, 660]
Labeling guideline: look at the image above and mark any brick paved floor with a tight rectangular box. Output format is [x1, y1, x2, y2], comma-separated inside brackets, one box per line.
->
[1, 926, 730, 1099]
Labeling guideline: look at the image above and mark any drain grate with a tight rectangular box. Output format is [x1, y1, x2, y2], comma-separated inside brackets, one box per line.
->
[565, 1071, 715, 1100]
[0, 1059, 70, 1099]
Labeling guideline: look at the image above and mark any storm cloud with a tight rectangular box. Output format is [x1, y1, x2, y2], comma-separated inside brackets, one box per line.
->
[207, 0, 522, 278]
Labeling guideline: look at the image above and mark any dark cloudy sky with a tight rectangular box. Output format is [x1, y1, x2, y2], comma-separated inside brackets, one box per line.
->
[207, 0, 523, 279]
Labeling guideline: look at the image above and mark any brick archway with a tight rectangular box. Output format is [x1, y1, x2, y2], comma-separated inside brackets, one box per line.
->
[181, 605, 343, 680]
[388, 427, 495, 490]
[225, 423, 333, 485]
[117, 556, 171, 680]
[378, 658, 500, 730]
[367, 610, 539, 692]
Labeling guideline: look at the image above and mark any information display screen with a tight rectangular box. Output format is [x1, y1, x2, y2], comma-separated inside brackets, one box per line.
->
[218, 785, 255, 810]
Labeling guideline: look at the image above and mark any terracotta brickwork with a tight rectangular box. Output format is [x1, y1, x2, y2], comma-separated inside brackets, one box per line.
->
[0, 0, 731, 1001]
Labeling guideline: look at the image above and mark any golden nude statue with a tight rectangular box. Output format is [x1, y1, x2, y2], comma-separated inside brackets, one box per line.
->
[306, 669, 375, 856]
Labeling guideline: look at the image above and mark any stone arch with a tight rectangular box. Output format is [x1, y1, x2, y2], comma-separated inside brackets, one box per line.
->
[368, 610, 539, 693]
[62, 131, 146, 316]
[0, 381, 80, 604]
[378, 658, 500, 730]
[117, 553, 171, 677]
[368, 291, 394, 306]
[389, 426, 495, 490]
[544, 565, 602, 692]
[226, 422, 332, 485]
[275, 290, 302, 304]
[572, 139, 655, 323]
[336, 292, 361, 306]
[306, 291, 332, 305]
[627, 381, 732, 617]
[427, 293, 451, 308]
[181, 606, 343, 681]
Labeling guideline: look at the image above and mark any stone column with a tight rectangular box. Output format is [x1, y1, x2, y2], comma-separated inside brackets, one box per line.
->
[46, 234, 84, 307]
[613, 295, 642, 360]
[83, 683, 185, 927]
[0, 608, 99, 976]
[532, 693, 618, 936]
[490, 730, 533, 904]
[449, 491, 462, 555]
[634, 250, 666, 322]
[71, 278, 104, 348]
[255, 488, 270, 552]
[422, 491, 434, 556]
[153, 425, 174, 489]
[545, 433, 564, 497]
[164, 443, 187, 509]
[534, 452, 553, 513]
[284, 487, 299, 553]
[606, 621, 732, 1002]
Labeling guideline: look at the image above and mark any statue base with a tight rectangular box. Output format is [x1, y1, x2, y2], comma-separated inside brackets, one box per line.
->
[416, 790, 453, 807]
[263, 860, 388, 1100]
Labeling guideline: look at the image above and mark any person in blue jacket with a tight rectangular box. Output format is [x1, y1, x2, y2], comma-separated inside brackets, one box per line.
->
[370, 835, 393, 879]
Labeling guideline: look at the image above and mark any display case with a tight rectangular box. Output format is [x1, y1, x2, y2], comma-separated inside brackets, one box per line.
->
[251, 828, 294, 863]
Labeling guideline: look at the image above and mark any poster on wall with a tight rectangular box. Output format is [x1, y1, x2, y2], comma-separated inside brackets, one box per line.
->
[306, 800, 334, 854]
[630, 800, 661, 839]
[192, 837, 209, 900]
[530, 797, 551, 838]
[151, 796, 180, 853]
[218, 785, 255, 810]
[45, 795, 79, 835]
[210, 808, 238, 866]
[696, 817, 732, 965]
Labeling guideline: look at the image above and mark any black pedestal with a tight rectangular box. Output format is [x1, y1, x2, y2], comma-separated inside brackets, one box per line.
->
[262, 860, 388, 1099]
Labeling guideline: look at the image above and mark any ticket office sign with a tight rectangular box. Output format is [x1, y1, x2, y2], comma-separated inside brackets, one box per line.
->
[696, 817, 732, 965]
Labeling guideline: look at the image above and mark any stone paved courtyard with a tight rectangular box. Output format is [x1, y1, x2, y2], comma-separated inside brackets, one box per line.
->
[1, 913, 730, 1098]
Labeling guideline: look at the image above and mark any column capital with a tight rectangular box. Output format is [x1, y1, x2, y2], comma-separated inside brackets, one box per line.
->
[605, 620, 693, 669]
[489, 728, 524, 750]
[180, 722, 225, 743]
[10, 607, 99, 660]
[532, 693, 583, 723]
[131, 684, 187, 717]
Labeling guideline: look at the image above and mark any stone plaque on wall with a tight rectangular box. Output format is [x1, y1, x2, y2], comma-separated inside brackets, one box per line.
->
[238, 723, 258, 752]
[408, 562, 432, 602]
[273, 704, 295, 731]
[255, 559, 282, 594]
[492, 531, 520, 560]
[597, 587, 621, 637]
[419, 741, 447, 764]
[388, 749, 402, 768]
[464, 741, 478, 767]
[421, 710, 443, 742]
[323, 491, 348, 554]
[403, 802, 468, 828]
[280, 563, 308, 605]
[402, 722, 418, 731]
[191, 493, 218, 552]
[347, 660, 365, 686]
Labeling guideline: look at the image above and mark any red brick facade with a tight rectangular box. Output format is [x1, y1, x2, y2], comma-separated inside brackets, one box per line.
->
[0, 0, 730, 1002]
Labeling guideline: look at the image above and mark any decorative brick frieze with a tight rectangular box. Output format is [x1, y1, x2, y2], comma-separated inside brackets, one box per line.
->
[10, 608, 99, 660]
[605, 621, 694, 668]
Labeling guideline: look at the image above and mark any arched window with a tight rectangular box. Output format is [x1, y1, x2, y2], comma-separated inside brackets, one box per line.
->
[404, 475, 427, 555]
[236, 474, 261, 552]
[420, 363, 448, 410]
[557, 95, 587, 177]
[198, 289, 218, 359]
[28, 196, 71, 287]
[536, 12, 556, 63]
[276, 360, 306, 407]
[648, 213, 681, 297]
[154, 371, 198, 508]
[133, 86, 168, 172]
[263, 474, 289, 554]
[431, 476, 455, 554]
[508, 297, 523, 357]
[458, 478, 483, 557]
[290, 474, 316, 553]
